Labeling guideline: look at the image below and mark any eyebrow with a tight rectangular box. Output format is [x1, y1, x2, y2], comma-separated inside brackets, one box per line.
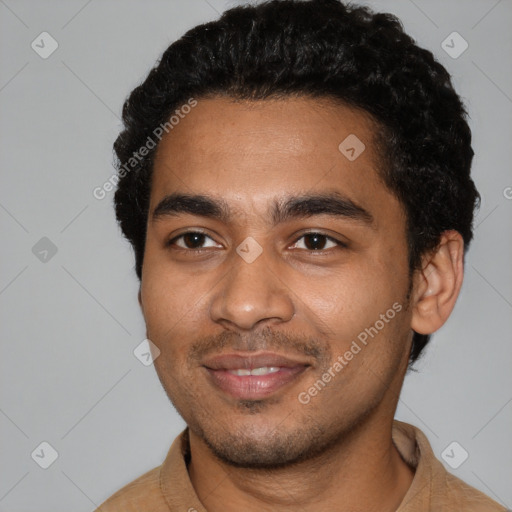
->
[151, 192, 374, 227]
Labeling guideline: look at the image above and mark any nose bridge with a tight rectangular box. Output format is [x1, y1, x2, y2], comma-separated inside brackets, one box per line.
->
[209, 242, 294, 330]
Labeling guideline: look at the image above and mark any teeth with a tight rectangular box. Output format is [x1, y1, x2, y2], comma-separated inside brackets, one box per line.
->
[228, 366, 281, 376]
[250, 366, 280, 375]
[230, 369, 251, 376]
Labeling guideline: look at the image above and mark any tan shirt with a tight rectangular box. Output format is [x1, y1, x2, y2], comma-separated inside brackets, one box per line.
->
[95, 420, 506, 511]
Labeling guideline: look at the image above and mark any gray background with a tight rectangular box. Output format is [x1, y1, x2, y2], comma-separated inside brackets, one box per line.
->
[0, 0, 511, 510]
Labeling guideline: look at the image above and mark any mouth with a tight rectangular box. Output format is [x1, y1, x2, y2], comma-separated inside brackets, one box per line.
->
[203, 352, 311, 400]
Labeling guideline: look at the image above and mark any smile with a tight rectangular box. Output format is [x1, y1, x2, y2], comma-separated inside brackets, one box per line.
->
[227, 366, 280, 376]
[203, 352, 311, 400]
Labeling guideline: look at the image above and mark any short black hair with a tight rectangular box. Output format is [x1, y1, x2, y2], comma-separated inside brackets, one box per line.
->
[112, 0, 479, 365]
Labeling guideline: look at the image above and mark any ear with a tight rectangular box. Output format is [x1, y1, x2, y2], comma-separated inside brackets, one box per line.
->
[411, 230, 465, 335]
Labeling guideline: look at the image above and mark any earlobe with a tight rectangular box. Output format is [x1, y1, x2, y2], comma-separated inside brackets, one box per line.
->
[411, 230, 464, 335]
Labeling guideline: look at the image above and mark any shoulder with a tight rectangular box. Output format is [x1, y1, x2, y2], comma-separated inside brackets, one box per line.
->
[440, 471, 507, 511]
[93, 465, 169, 511]
[392, 421, 507, 512]
[94, 430, 191, 511]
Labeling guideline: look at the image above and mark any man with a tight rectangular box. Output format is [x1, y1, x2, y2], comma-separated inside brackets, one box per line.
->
[96, 0, 506, 510]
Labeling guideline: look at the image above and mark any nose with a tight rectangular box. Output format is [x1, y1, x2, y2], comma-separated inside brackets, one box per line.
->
[209, 246, 295, 331]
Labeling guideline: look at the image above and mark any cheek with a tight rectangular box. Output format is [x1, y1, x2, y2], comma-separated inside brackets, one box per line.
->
[294, 264, 388, 332]
[140, 268, 203, 357]
[315, 309, 409, 409]
[297, 259, 409, 366]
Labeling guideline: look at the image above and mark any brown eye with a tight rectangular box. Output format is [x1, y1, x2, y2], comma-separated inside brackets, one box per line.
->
[181, 232, 206, 249]
[167, 232, 220, 250]
[291, 233, 343, 251]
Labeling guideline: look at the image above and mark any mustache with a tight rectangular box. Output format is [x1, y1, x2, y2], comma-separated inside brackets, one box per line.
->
[188, 326, 331, 365]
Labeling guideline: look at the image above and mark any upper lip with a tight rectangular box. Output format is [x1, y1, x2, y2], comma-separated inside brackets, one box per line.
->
[202, 352, 311, 371]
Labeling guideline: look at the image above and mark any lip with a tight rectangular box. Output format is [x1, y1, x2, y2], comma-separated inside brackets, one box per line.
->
[203, 352, 311, 400]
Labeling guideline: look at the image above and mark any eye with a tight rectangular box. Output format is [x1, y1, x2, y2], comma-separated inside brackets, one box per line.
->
[167, 231, 221, 250]
[166, 231, 345, 253]
[290, 232, 344, 251]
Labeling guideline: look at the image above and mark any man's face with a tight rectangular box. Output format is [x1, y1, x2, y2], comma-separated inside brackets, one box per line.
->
[140, 97, 414, 467]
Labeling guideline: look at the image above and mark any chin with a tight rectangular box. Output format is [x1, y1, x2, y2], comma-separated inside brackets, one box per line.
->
[197, 419, 332, 469]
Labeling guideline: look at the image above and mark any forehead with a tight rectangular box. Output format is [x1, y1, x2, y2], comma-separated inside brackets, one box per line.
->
[150, 96, 395, 221]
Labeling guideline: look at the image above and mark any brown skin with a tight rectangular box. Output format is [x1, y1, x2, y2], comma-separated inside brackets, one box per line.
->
[138, 97, 464, 511]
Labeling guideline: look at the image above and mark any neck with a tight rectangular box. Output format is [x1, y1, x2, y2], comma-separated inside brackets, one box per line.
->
[188, 414, 415, 512]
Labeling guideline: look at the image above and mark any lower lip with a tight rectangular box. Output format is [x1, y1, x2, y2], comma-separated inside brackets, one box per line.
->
[205, 366, 307, 400]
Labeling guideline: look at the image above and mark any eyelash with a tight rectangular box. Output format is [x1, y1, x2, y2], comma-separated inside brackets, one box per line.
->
[165, 230, 347, 254]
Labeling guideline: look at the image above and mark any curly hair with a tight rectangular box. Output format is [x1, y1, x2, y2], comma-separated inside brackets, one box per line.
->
[112, 0, 479, 365]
